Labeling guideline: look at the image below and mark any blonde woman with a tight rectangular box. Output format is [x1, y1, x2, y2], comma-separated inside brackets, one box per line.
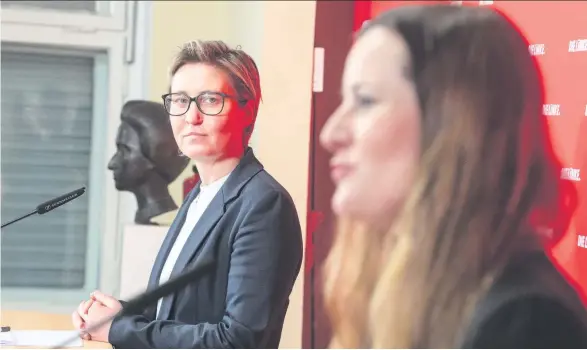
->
[320, 5, 587, 348]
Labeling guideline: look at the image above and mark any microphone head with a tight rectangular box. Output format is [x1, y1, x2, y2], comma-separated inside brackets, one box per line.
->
[36, 186, 86, 214]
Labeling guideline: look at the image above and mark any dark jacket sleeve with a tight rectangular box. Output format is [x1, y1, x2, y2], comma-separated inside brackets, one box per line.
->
[469, 296, 587, 349]
[108, 190, 303, 348]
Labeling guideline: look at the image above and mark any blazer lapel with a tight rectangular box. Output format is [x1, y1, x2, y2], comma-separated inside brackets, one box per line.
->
[147, 187, 200, 290]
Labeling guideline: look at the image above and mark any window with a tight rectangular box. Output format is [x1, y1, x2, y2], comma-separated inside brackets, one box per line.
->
[1, 0, 126, 31]
[1, 50, 97, 290]
[1, 1, 127, 308]
[1, 1, 101, 14]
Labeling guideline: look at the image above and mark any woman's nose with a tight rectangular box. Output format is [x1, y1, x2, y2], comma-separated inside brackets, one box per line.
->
[184, 102, 203, 125]
[320, 107, 351, 153]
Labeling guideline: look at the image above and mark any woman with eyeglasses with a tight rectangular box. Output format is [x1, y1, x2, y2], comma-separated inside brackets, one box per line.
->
[320, 4, 587, 349]
[72, 40, 303, 349]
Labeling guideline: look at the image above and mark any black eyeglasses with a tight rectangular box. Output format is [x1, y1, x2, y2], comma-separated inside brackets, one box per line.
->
[162, 91, 246, 117]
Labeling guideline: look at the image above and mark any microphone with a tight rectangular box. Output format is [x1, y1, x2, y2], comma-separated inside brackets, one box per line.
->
[52, 257, 216, 349]
[1, 187, 86, 229]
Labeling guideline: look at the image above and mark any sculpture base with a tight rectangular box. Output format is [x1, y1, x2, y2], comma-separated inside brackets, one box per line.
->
[119, 224, 168, 299]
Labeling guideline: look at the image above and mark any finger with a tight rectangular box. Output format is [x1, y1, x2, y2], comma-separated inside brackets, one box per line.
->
[90, 290, 118, 309]
[72, 310, 84, 330]
[73, 301, 87, 326]
[76, 301, 85, 315]
[80, 331, 92, 341]
[77, 300, 91, 315]
[82, 299, 94, 315]
[76, 300, 92, 322]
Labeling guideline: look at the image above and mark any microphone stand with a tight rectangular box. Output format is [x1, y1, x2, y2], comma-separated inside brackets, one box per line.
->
[0, 210, 37, 229]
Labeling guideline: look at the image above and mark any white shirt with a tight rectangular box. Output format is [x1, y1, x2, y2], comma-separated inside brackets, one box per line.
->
[155, 173, 230, 318]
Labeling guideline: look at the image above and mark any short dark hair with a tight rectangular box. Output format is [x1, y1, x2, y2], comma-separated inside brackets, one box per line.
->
[169, 40, 262, 120]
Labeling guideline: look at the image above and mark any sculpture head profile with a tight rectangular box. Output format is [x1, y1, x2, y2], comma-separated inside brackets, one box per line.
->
[108, 100, 189, 225]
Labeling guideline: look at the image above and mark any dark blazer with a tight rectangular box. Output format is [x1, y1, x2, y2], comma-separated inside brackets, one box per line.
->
[109, 148, 304, 348]
[462, 251, 587, 348]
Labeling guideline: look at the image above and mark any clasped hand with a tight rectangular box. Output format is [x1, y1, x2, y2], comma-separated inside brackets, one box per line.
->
[71, 291, 122, 343]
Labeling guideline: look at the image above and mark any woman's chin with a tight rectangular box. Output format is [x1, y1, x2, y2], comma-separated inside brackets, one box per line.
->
[182, 145, 212, 160]
[331, 189, 352, 218]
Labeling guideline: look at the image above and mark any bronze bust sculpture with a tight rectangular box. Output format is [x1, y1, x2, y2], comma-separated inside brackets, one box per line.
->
[108, 100, 189, 225]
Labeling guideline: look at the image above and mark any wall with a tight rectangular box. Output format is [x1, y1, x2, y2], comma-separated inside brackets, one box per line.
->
[304, 1, 356, 348]
[495, 0, 587, 296]
[131, 1, 317, 347]
[362, 0, 587, 294]
[255, 2, 316, 346]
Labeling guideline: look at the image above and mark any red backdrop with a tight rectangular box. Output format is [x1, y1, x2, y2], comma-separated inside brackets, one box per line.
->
[355, 0, 587, 295]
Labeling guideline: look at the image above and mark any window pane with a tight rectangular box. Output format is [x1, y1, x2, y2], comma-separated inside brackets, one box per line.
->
[1, 1, 99, 14]
[1, 50, 94, 289]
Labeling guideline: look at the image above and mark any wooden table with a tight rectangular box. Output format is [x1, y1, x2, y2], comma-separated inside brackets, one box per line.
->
[0, 310, 111, 349]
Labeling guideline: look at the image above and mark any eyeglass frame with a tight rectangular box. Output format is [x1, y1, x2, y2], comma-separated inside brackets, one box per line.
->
[161, 91, 248, 117]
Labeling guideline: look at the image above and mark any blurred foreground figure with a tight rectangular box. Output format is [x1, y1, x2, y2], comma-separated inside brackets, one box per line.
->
[321, 4, 587, 348]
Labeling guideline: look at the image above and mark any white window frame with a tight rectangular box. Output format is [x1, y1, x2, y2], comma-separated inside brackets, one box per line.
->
[1, 1, 127, 31]
[1, 18, 125, 312]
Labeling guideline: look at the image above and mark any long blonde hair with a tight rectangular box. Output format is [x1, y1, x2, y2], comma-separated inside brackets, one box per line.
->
[324, 5, 577, 348]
